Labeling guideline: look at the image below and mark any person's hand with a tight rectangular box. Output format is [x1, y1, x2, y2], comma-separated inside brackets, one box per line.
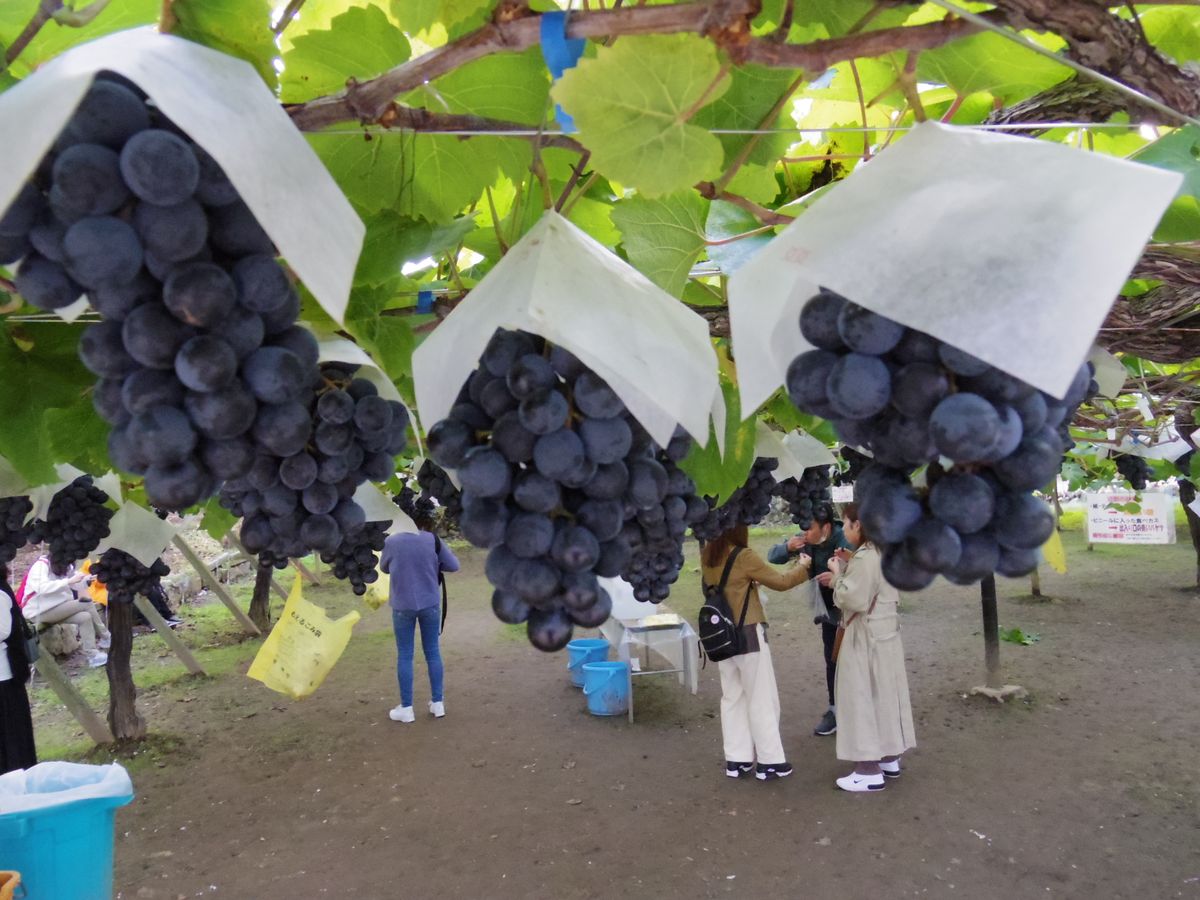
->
[68, 572, 86, 585]
[786, 535, 806, 553]
[795, 553, 812, 571]
[833, 548, 852, 563]
[827, 556, 845, 578]
[816, 570, 834, 587]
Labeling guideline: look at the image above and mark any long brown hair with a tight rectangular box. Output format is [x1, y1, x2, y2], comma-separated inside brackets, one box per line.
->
[700, 525, 749, 568]
[839, 502, 873, 546]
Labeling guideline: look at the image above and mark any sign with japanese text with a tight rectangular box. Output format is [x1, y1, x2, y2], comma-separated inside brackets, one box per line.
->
[1085, 491, 1176, 544]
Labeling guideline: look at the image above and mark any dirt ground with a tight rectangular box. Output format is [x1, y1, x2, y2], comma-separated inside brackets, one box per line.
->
[25, 529, 1200, 899]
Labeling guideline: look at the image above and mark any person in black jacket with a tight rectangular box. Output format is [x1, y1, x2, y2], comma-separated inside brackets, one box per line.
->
[769, 508, 852, 737]
[0, 565, 37, 773]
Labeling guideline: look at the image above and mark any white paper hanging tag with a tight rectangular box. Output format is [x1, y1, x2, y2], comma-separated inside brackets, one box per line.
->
[1088, 346, 1126, 399]
[94, 502, 178, 568]
[0, 28, 363, 324]
[412, 211, 720, 450]
[754, 422, 807, 483]
[352, 483, 415, 535]
[782, 430, 836, 469]
[728, 121, 1183, 413]
[1135, 394, 1154, 422]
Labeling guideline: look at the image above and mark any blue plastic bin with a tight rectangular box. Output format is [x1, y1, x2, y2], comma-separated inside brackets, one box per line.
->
[582, 660, 630, 716]
[0, 762, 134, 900]
[566, 638, 610, 687]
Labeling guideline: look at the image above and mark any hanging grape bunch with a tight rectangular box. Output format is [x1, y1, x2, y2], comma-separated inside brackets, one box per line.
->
[691, 457, 781, 542]
[0, 72, 338, 513]
[0, 496, 32, 567]
[91, 549, 169, 603]
[218, 362, 407, 568]
[832, 446, 870, 486]
[774, 465, 834, 530]
[1113, 453, 1151, 491]
[320, 520, 387, 596]
[26, 476, 114, 570]
[786, 288, 1097, 590]
[426, 328, 706, 651]
[415, 459, 462, 523]
[393, 481, 436, 523]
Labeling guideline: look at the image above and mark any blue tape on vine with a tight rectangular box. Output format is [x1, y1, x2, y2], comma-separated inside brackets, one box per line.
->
[540, 11, 586, 133]
[417, 290, 434, 314]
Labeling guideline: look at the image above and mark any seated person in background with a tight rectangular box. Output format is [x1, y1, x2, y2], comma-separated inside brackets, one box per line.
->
[768, 507, 852, 736]
[23, 556, 111, 668]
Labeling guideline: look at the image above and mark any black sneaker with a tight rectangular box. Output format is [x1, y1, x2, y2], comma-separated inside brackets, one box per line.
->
[725, 761, 755, 779]
[813, 710, 837, 736]
[756, 762, 793, 781]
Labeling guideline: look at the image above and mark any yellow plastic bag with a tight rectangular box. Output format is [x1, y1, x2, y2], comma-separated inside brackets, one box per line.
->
[247, 575, 361, 699]
[1041, 528, 1068, 574]
[365, 572, 389, 612]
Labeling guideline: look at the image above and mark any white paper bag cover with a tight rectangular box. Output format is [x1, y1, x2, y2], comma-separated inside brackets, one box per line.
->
[0, 28, 363, 324]
[728, 121, 1183, 414]
[94, 501, 178, 568]
[0, 762, 132, 815]
[412, 211, 720, 449]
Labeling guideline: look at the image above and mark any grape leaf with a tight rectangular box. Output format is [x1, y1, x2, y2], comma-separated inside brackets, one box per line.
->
[172, 0, 278, 90]
[678, 363, 758, 504]
[308, 131, 411, 214]
[1131, 127, 1200, 201]
[44, 401, 110, 475]
[413, 49, 550, 124]
[611, 192, 709, 297]
[692, 64, 799, 167]
[552, 35, 731, 197]
[277, 0, 393, 51]
[0, 0, 158, 77]
[355, 212, 476, 285]
[200, 497, 237, 541]
[406, 135, 503, 221]
[918, 32, 1072, 104]
[280, 5, 411, 103]
[350, 314, 416, 384]
[1140, 7, 1200, 66]
[705, 199, 772, 275]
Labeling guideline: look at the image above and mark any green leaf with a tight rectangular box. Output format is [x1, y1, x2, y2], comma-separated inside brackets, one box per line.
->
[349, 314, 416, 384]
[692, 64, 799, 166]
[763, 390, 805, 432]
[1000, 627, 1040, 646]
[563, 196, 619, 247]
[407, 135, 502, 221]
[0, 0, 158, 77]
[722, 163, 779, 206]
[414, 48, 550, 124]
[308, 131, 410, 214]
[1132, 127, 1200, 201]
[44, 401, 110, 475]
[611, 192, 709, 297]
[200, 497, 237, 541]
[705, 198, 772, 275]
[355, 212, 476, 285]
[1153, 195, 1200, 242]
[678, 362, 757, 503]
[172, 0, 279, 90]
[792, 0, 909, 38]
[389, 0, 493, 37]
[552, 35, 731, 197]
[280, 5, 410, 103]
[918, 32, 1072, 104]
[1140, 7, 1200, 66]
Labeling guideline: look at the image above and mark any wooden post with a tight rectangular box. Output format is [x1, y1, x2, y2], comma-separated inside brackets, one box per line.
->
[292, 557, 321, 586]
[133, 595, 206, 676]
[172, 535, 261, 636]
[1030, 569, 1042, 598]
[981, 574, 1001, 690]
[33, 652, 114, 745]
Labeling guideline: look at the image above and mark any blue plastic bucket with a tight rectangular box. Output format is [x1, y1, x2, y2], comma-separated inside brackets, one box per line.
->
[0, 763, 133, 900]
[566, 638, 610, 687]
[582, 660, 630, 716]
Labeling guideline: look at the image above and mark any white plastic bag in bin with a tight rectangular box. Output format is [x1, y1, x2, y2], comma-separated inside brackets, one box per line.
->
[0, 762, 132, 814]
[412, 211, 720, 450]
[729, 121, 1183, 414]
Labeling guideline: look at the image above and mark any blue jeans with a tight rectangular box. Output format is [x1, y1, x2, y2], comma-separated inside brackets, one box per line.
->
[392, 605, 443, 706]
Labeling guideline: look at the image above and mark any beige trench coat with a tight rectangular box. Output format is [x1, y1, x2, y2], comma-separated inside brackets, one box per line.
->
[832, 543, 917, 762]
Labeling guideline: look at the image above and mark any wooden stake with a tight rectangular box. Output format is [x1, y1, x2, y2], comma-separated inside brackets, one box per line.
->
[33, 652, 114, 745]
[172, 535, 261, 636]
[980, 574, 1001, 690]
[133, 595, 206, 676]
[292, 557, 321, 586]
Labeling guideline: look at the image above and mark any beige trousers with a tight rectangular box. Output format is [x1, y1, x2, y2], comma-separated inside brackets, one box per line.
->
[718, 625, 785, 765]
[37, 600, 109, 653]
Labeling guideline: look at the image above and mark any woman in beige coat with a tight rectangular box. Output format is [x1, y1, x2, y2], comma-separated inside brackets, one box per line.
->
[700, 525, 811, 782]
[827, 502, 916, 793]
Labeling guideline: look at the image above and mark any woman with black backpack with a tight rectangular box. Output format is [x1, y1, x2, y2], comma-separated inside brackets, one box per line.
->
[0, 564, 37, 774]
[700, 526, 811, 781]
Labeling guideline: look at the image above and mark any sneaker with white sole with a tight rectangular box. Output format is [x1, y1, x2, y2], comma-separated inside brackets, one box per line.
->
[725, 761, 755, 779]
[755, 762, 793, 781]
[429, 701, 445, 718]
[86, 651, 108, 668]
[880, 760, 901, 779]
[836, 771, 885, 792]
[389, 705, 415, 723]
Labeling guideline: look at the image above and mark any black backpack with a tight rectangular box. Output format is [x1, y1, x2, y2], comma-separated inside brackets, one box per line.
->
[697, 547, 753, 663]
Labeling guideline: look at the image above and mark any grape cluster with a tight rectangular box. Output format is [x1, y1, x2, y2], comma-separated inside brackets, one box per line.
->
[691, 457, 781, 541]
[320, 521, 387, 596]
[833, 446, 870, 486]
[427, 328, 705, 651]
[1113, 454, 1151, 491]
[1175, 450, 1194, 478]
[786, 289, 1096, 590]
[0, 73, 331, 513]
[26, 476, 113, 570]
[0, 496, 32, 567]
[393, 482, 436, 523]
[218, 363, 407, 568]
[775, 466, 834, 530]
[91, 549, 169, 604]
[415, 459, 462, 523]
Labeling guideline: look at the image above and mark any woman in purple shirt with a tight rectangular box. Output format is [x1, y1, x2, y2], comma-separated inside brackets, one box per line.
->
[379, 511, 460, 723]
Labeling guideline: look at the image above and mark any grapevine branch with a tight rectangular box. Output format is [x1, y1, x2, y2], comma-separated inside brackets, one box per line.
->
[2, 0, 64, 69]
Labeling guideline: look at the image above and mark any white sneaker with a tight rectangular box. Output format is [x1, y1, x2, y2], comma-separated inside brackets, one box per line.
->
[836, 771, 885, 793]
[880, 760, 902, 778]
[428, 701, 445, 718]
[389, 705, 415, 723]
[86, 652, 108, 668]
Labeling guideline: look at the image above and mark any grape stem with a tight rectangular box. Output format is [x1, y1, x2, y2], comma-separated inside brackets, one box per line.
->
[2, 0, 63, 71]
